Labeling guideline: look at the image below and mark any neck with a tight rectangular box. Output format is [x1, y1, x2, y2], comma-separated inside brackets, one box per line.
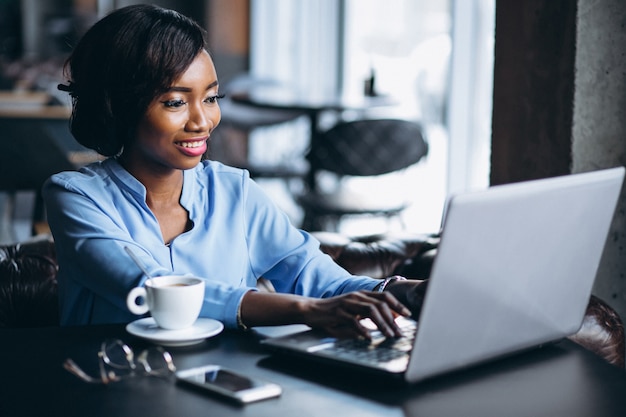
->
[117, 156, 184, 205]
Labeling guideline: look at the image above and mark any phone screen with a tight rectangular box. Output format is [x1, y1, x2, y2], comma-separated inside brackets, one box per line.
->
[176, 365, 282, 403]
[201, 368, 255, 392]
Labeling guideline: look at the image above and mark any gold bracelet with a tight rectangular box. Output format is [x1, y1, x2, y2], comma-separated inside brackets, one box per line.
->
[236, 300, 249, 331]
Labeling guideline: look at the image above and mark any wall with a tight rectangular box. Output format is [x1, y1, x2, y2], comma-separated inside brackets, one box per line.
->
[574, 0, 626, 323]
[205, 0, 249, 85]
[491, 0, 626, 326]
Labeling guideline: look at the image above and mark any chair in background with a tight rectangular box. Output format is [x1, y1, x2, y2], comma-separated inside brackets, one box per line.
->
[297, 118, 428, 232]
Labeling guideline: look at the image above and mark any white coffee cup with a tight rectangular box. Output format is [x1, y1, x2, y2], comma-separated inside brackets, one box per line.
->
[126, 275, 205, 330]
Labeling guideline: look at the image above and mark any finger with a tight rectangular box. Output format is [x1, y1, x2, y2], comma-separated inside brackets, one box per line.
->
[320, 300, 383, 339]
[315, 303, 372, 339]
[366, 303, 403, 338]
[375, 290, 412, 317]
[351, 297, 403, 338]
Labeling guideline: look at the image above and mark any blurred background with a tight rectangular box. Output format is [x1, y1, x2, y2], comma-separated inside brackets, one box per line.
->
[5, 0, 626, 347]
[0, 0, 495, 243]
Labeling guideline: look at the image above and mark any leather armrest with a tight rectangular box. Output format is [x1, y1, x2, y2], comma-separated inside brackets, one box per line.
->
[0, 236, 59, 328]
[569, 295, 625, 368]
[312, 231, 439, 279]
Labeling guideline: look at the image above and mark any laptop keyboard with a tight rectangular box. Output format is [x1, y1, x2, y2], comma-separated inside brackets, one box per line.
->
[318, 318, 417, 368]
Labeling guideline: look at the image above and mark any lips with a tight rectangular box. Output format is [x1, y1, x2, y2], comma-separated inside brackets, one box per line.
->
[175, 139, 207, 157]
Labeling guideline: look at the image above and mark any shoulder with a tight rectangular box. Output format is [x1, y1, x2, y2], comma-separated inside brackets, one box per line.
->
[44, 159, 114, 191]
[191, 160, 252, 189]
[43, 158, 146, 205]
[197, 160, 248, 178]
[187, 161, 275, 211]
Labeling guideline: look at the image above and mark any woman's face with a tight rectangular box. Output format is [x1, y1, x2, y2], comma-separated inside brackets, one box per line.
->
[129, 50, 221, 173]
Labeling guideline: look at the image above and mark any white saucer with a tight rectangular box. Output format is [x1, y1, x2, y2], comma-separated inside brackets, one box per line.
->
[126, 317, 224, 347]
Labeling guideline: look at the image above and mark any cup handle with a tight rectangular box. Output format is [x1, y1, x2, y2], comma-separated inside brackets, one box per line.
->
[127, 287, 149, 315]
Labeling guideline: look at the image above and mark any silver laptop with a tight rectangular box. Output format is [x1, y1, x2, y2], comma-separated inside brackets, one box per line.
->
[261, 167, 625, 383]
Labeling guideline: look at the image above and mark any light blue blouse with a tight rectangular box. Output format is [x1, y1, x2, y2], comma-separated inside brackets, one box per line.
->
[42, 159, 378, 327]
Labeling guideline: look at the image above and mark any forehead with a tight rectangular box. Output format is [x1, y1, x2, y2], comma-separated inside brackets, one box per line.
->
[172, 50, 217, 87]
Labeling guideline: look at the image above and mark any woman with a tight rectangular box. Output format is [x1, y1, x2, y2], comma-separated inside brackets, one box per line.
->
[44, 4, 426, 338]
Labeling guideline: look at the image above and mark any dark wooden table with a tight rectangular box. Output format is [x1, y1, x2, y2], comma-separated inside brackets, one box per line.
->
[1, 323, 625, 417]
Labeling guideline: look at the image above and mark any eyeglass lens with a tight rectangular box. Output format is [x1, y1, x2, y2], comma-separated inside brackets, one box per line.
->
[65, 339, 175, 384]
[99, 339, 135, 382]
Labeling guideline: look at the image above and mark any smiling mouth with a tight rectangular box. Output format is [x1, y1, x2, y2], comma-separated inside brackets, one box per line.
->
[176, 140, 206, 148]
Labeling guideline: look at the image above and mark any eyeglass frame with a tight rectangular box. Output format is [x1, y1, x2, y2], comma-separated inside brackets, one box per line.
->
[63, 338, 176, 384]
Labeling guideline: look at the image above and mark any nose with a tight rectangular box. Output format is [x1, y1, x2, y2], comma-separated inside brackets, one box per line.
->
[186, 102, 220, 132]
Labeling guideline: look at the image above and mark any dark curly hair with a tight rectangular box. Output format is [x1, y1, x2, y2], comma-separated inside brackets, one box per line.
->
[58, 4, 208, 157]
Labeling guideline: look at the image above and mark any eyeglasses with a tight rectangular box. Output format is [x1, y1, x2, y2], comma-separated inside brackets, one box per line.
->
[63, 339, 176, 384]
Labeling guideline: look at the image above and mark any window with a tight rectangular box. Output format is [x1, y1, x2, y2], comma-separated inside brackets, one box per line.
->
[250, 0, 494, 234]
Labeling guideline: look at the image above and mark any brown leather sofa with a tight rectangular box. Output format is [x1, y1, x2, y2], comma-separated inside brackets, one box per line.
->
[1, 232, 624, 368]
[0, 235, 58, 328]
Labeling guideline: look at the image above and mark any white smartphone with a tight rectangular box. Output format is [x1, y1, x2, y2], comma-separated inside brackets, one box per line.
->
[175, 365, 282, 404]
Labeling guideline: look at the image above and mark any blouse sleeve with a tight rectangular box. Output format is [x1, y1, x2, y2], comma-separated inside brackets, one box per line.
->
[241, 177, 379, 297]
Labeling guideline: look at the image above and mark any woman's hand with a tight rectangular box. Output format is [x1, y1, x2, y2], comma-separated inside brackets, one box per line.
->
[301, 291, 411, 339]
[239, 282, 426, 339]
[382, 278, 429, 318]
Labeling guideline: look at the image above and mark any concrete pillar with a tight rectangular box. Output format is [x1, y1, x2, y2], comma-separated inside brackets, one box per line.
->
[573, 0, 626, 322]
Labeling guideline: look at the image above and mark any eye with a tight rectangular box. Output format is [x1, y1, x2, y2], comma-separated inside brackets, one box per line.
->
[205, 93, 225, 104]
[161, 99, 186, 108]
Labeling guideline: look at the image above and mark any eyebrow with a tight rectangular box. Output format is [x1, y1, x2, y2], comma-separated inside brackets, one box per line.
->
[167, 80, 219, 93]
